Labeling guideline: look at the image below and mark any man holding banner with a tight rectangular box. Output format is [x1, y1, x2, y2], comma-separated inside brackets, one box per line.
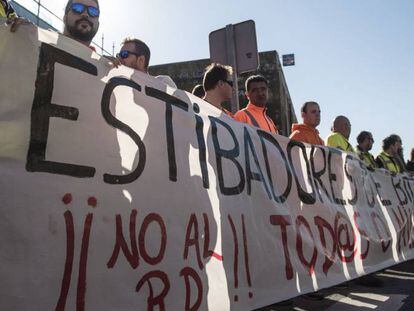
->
[2, 13, 414, 310]
[202, 63, 234, 117]
[63, 0, 100, 48]
[289, 101, 324, 145]
[117, 37, 151, 73]
[356, 131, 378, 169]
[116, 37, 177, 87]
[234, 75, 279, 134]
[326, 115, 354, 152]
[376, 135, 402, 173]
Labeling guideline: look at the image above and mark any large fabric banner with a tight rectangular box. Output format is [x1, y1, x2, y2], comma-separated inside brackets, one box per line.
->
[1, 25, 414, 311]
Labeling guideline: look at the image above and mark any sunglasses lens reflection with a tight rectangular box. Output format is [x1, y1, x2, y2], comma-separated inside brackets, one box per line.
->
[71, 3, 84, 14]
[88, 7, 100, 17]
[119, 51, 129, 58]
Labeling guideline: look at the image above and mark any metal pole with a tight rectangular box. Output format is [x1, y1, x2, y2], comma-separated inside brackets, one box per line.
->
[225, 24, 239, 113]
[101, 34, 104, 55]
[36, 0, 41, 26]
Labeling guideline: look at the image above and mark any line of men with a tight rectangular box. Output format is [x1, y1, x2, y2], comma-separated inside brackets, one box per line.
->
[288, 104, 408, 173]
[5, 0, 412, 176]
[286, 100, 411, 174]
[290, 103, 410, 174]
[199, 63, 278, 133]
[194, 63, 413, 175]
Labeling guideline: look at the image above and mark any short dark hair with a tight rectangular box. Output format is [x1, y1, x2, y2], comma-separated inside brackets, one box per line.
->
[389, 134, 402, 144]
[301, 101, 318, 113]
[203, 63, 232, 91]
[122, 37, 151, 69]
[357, 131, 372, 144]
[383, 135, 399, 151]
[65, 0, 100, 15]
[245, 75, 268, 92]
[192, 84, 205, 98]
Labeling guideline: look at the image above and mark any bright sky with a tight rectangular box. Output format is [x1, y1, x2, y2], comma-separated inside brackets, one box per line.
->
[15, 0, 414, 159]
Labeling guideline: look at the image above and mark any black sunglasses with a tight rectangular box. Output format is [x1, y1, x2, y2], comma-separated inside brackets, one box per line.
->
[71, 3, 100, 18]
[117, 50, 142, 59]
[223, 80, 234, 87]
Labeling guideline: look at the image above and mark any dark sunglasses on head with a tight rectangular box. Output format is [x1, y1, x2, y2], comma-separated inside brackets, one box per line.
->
[116, 50, 142, 59]
[71, 3, 100, 18]
[223, 80, 234, 87]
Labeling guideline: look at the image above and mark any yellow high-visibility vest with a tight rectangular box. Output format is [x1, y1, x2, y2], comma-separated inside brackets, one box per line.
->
[0, 4, 6, 17]
[376, 151, 400, 173]
[1, 1, 17, 18]
[357, 149, 378, 169]
[326, 132, 354, 153]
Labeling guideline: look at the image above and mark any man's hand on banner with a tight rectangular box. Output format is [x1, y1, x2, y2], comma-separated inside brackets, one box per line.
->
[7, 17, 32, 33]
[104, 55, 121, 69]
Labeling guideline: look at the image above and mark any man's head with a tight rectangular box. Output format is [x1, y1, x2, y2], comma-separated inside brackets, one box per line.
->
[389, 134, 403, 154]
[203, 63, 233, 102]
[301, 101, 321, 128]
[118, 38, 151, 72]
[332, 115, 351, 139]
[64, 0, 100, 45]
[382, 135, 401, 156]
[245, 75, 268, 108]
[357, 131, 374, 152]
[192, 84, 205, 98]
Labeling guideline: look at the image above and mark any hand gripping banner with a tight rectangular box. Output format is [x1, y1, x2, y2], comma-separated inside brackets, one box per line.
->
[1, 25, 414, 310]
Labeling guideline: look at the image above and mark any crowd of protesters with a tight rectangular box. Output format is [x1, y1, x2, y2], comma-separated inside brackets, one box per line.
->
[4, 0, 414, 299]
[3, 0, 413, 177]
[192, 63, 413, 176]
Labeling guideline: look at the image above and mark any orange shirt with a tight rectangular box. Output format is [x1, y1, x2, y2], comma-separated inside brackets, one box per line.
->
[234, 103, 278, 134]
[222, 108, 234, 119]
[289, 123, 324, 145]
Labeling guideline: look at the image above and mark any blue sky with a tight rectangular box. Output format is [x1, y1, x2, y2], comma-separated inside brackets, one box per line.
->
[16, 0, 414, 158]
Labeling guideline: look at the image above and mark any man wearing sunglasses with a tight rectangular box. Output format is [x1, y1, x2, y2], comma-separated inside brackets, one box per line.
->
[63, 0, 100, 47]
[117, 38, 151, 73]
[117, 37, 177, 88]
[202, 63, 234, 117]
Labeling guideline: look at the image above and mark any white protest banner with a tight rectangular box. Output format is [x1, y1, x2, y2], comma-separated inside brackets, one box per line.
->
[1, 25, 414, 310]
